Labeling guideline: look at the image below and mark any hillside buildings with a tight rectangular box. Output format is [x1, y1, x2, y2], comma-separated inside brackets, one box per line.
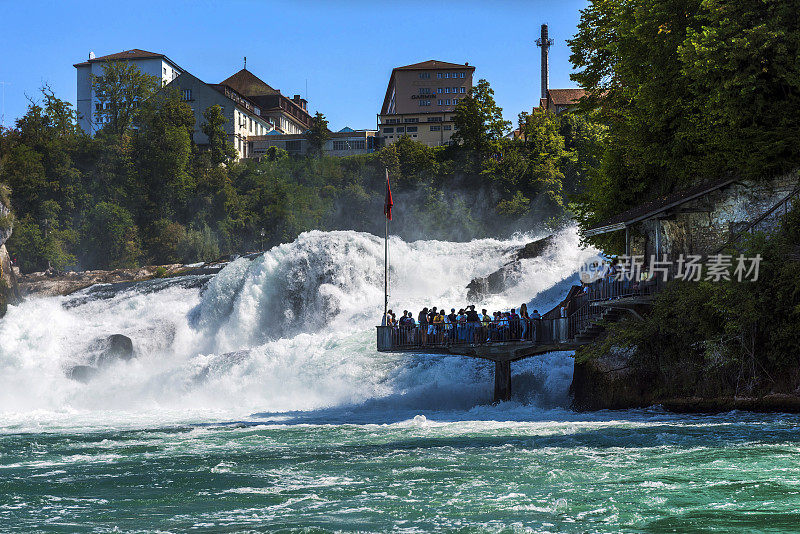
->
[540, 88, 587, 114]
[249, 127, 377, 158]
[74, 49, 183, 135]
[378, 60, 475, 147]
[74, 50, 321, 160]
[221, 69, 312, 135]
[168, 71, 275, 159]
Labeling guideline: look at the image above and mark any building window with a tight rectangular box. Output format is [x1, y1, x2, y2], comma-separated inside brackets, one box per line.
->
[383, 127, 394, 133]
[437, 99, 442, 106]
[418, 100, 431, 107]
[418, 87, 430, 95]
[428, 116, 442, 122]
[418, 72, 430, 79]
[352, 140, 365, 149]
[404, 118, 418, 123]
[181, 89, 192, 101]
[385, 118, 399, 124]
[163, 67, 167, 75]
[437, 73, 442, 79]
[396, 127, 405, 133]
[406, 126, 417, 132]
[443, 125, 452, 130]
[444, 88, 449, 94]
[460, 87, 465, 93]
[285, 140, 302, 151]
[333, 140, 347, 151]
[445, 99, 450, 105]
[430, 125, 441, 131]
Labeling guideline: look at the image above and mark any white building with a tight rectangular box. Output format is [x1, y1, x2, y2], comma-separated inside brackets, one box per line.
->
[168, 71, 275, 159]
[248, 127, 378, 158]
[74, 49, 183, 135]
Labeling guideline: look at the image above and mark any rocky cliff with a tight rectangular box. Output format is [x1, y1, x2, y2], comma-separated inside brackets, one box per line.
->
[0, 198, 19, 316]
[467, 235, 556, 300]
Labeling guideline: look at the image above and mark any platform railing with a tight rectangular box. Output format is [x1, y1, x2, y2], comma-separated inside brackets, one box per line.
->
[375, 312, 586, 352]
[377, 276, 662, 353]
[585, 277, 661, 303]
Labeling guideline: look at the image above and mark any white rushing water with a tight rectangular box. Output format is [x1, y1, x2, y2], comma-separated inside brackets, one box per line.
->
[0, 227, 599, 431]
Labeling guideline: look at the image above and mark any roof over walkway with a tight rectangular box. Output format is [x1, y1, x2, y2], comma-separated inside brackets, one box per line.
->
[584, 177, 736, 236]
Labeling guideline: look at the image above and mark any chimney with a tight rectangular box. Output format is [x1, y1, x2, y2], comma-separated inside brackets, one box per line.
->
[536, 24, 554, 100]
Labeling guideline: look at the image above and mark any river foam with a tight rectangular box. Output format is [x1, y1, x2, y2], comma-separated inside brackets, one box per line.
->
[0, 227, 599, 431]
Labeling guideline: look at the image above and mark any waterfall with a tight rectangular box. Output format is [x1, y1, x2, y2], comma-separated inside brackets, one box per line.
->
[0, 227, 599, 428]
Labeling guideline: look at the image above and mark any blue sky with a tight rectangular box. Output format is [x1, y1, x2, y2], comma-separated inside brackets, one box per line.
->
[0, 0, 588, 131]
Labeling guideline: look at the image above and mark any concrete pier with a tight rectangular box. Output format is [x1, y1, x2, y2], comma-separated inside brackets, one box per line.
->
[494, 360, 512, 402]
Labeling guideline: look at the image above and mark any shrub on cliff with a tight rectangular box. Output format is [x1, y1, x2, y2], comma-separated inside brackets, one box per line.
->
[578, 200, 800, 399]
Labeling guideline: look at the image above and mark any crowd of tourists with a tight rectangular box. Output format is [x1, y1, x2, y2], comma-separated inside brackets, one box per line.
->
[381, 304, 543, 345]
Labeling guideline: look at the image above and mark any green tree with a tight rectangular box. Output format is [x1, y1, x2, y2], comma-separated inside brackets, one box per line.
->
[92, 61, 159, 136]
[305, 112, 330, 156]
[678, 0, 800, 178]
[81, 202, 142, 269]
[133, 87, 195, 222]
[452, 79, 511, 158]
[201, 105, 236, 165]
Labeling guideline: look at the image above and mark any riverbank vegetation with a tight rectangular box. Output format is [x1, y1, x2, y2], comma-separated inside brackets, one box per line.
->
[576, 203, 800, 401]
[0, 70, 604, 273]
[570, 0, 800, 407]
[570, 0, 800, 252]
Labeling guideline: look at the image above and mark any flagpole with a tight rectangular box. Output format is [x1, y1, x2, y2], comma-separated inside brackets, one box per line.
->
[384, 169, 389, 321]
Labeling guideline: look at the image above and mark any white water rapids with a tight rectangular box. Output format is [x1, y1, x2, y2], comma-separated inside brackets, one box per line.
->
[0, 228, 599, 430]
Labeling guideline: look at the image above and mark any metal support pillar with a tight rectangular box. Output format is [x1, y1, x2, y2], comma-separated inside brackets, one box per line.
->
[494, 360, 512, 403]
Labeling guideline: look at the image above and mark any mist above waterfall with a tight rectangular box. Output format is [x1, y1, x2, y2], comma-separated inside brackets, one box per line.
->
[0, 227, 598, 429]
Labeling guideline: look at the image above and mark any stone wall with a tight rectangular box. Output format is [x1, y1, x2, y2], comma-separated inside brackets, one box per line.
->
[631, 173, 798, 260]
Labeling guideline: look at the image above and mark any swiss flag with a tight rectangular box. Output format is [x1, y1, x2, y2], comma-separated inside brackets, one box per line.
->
[383, 172, 393, 221]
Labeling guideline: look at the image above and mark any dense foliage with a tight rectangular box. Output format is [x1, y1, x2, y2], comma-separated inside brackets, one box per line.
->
[0, 67, 603, 272]
[577, 202, 800, 398]
[570, 0, 800, 251]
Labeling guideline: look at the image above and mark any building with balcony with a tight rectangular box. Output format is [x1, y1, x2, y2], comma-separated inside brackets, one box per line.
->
[220, 69, 313, 134]
[248, 127, 377, 158]
[168, 71, 274, 159]
[378, 60, 475, 147]
[74, 49, 183, 135]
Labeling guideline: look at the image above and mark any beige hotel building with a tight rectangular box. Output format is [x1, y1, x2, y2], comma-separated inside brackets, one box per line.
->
[378, 60, 475, 147]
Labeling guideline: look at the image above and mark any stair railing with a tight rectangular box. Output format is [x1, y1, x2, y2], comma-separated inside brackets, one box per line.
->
[714, 187, 800, 254]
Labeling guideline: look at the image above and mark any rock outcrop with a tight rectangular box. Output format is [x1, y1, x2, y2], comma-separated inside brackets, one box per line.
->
[0, 199, 19, 316]
[467, 235, 556, 300]
[570, 345, 800, 413]
[66, 334, 136, 383]
[570, 348, 655, 411]
[94, 334, 135, 367]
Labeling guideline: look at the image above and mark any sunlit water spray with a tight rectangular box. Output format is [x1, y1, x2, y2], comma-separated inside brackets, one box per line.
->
[0, 227, 599, 430]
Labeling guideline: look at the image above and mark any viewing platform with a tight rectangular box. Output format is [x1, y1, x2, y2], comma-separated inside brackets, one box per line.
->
[377, 278, 660, 402]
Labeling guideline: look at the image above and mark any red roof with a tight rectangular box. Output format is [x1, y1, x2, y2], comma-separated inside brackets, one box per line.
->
[74, 49, 177, 68]
[547, 88, 587, 106]
[395, 59, 475, 71]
